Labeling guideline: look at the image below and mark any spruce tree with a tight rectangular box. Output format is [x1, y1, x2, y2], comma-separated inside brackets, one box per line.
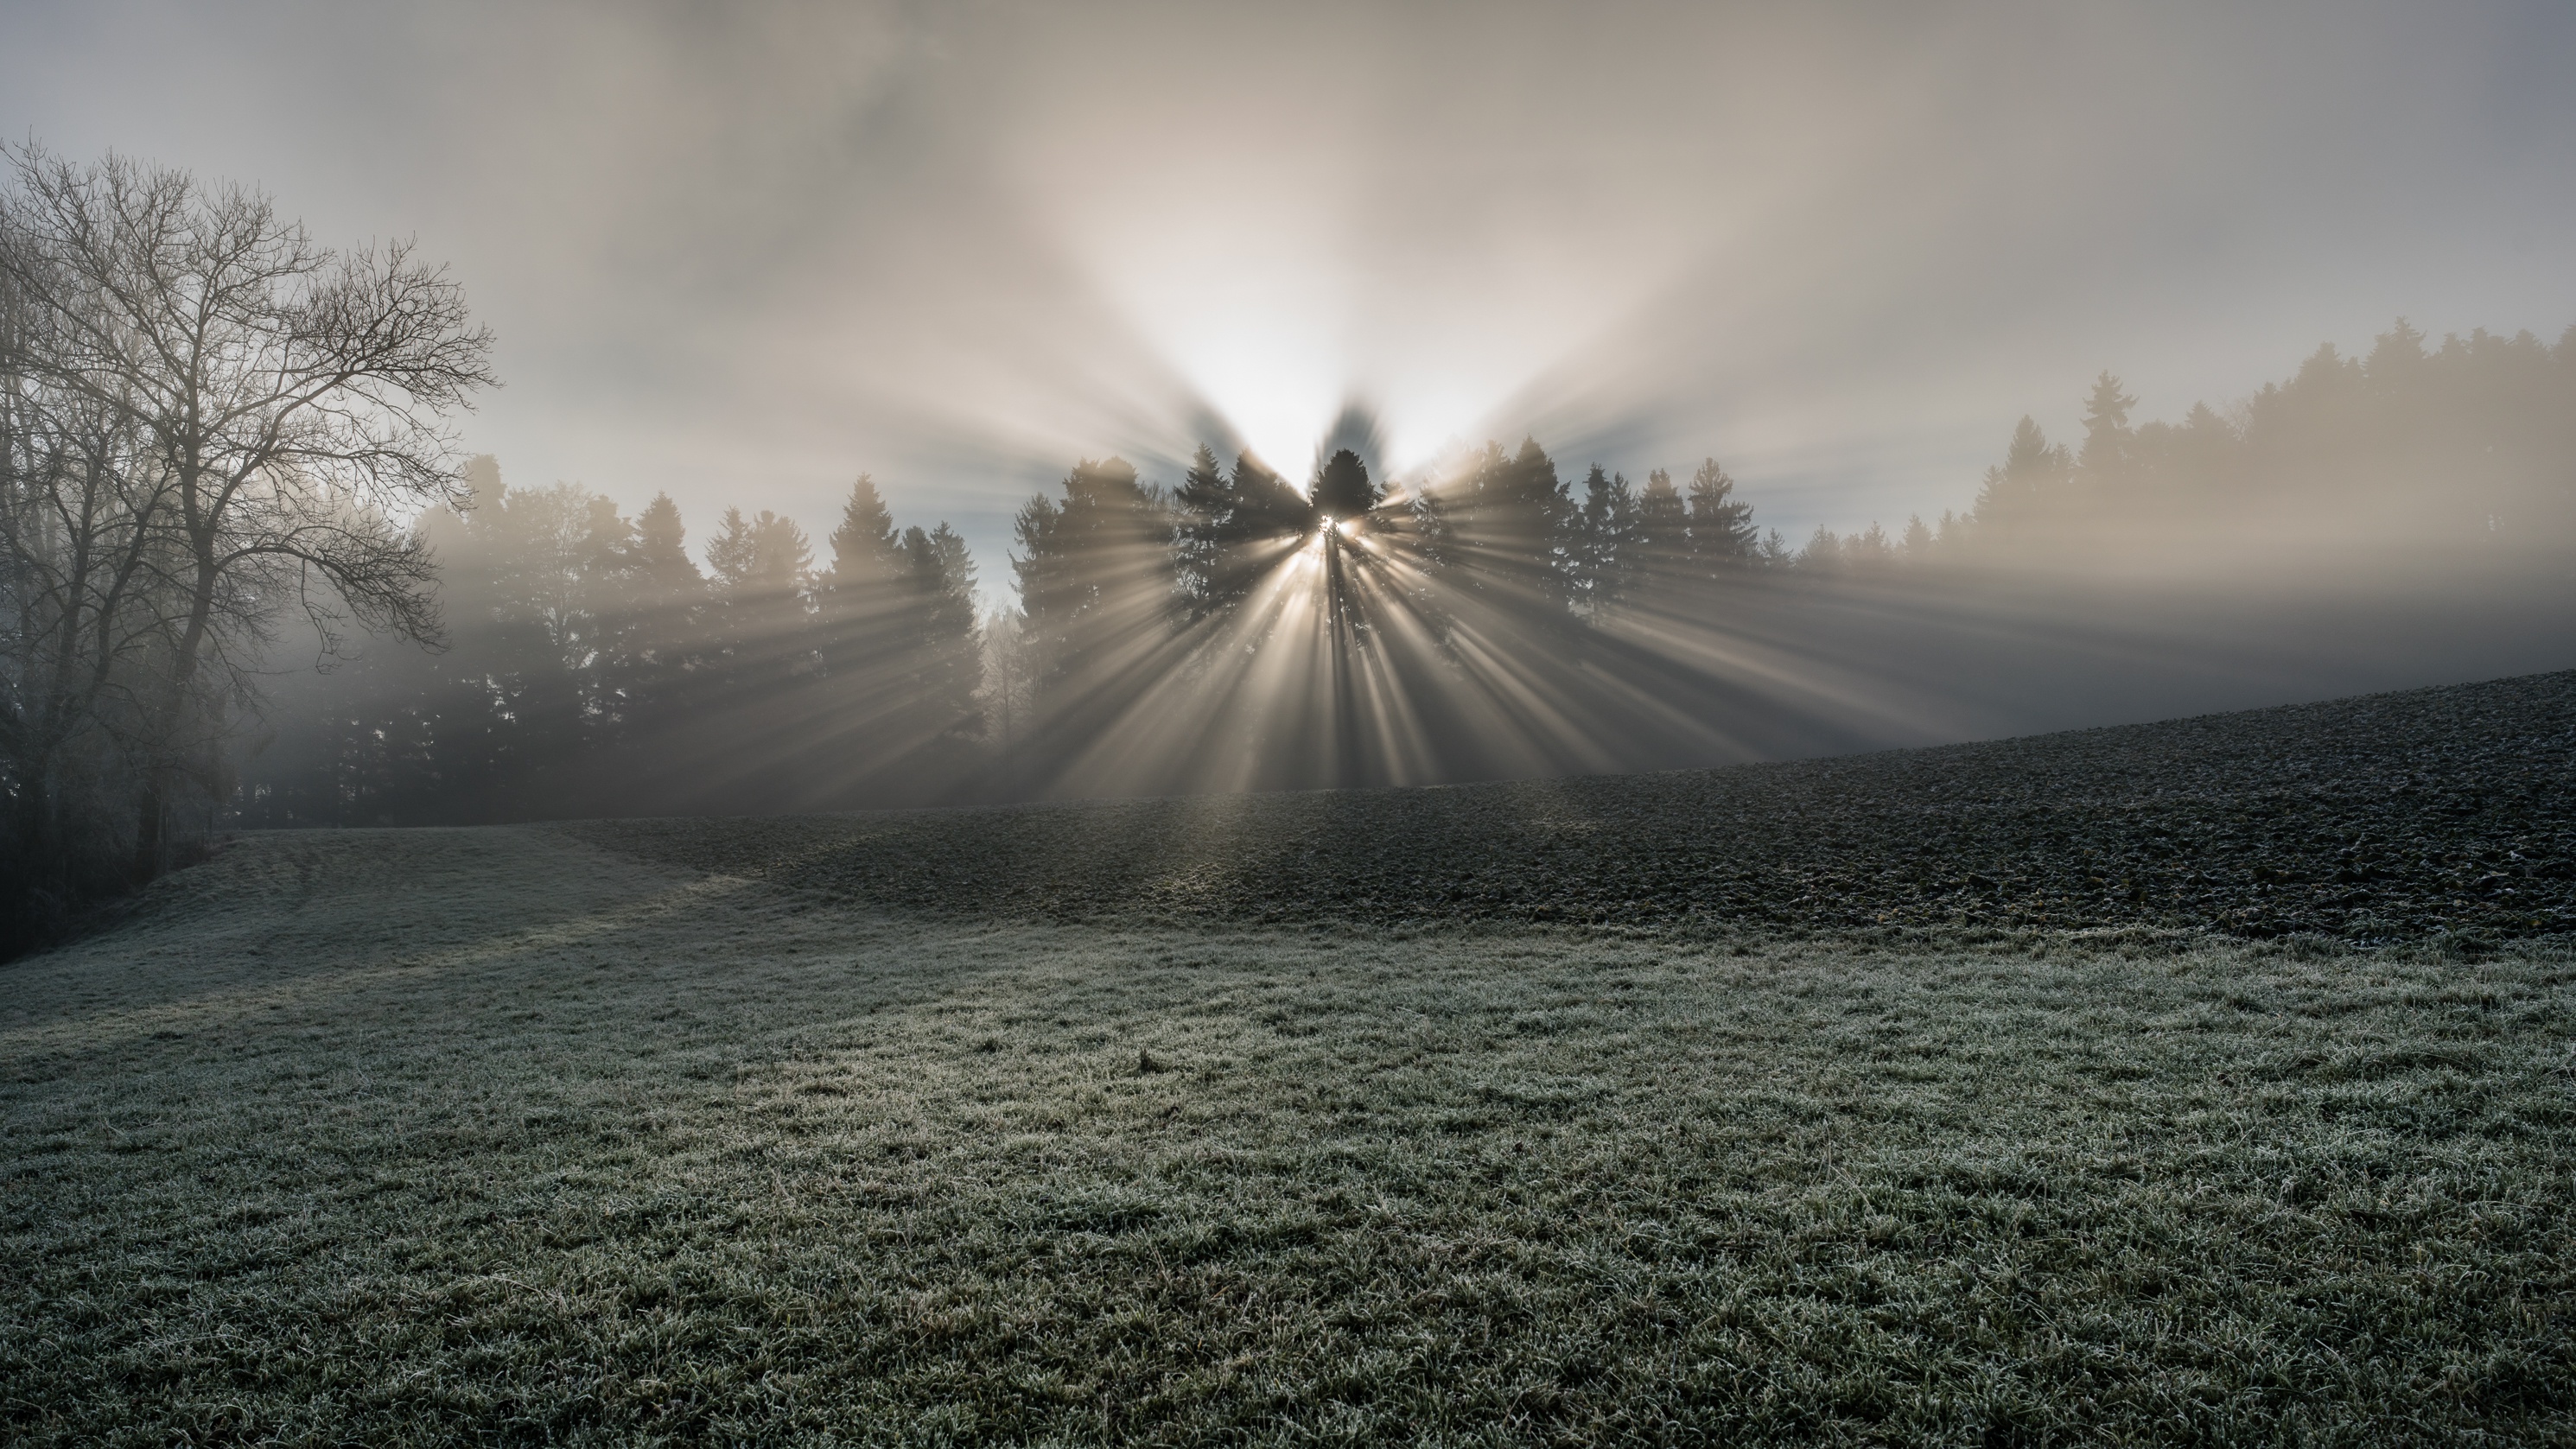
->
[703, 506, 816, 702]
[603, 493, 709, 794]
[1686, 458, 1758, 569]
[1312, 448, 1377, 521]
[1972, 416, 2070, 531]
[1011, 457, 1174, 723]
[2077, 372, 2138, 476]
[1173, 444, 1237, 619]
[817, 474, 910, 691]
[1443, 438, 1577, 614]
[1574, 464, 1637, 613]
[1631, 467, 1689, 594]
[900, 523, 983, 750]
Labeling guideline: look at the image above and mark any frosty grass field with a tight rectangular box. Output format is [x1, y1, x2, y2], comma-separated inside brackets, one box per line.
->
[4, 807, 2573, 1445]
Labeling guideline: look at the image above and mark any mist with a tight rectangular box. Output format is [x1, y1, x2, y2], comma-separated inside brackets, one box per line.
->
[16, 10, 2576, 1430]
[8, 1, 2576, 827]
[8, 1, 2573, 575]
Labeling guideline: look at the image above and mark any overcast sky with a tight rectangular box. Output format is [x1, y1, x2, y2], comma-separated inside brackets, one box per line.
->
[6, 0, 2571, 595]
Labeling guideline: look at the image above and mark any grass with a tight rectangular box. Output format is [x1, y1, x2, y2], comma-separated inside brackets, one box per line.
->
[4, 825, 2574, 1444]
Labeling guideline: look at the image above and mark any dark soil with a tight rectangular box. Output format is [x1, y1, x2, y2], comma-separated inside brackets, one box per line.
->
[577, 668, 2576, 944]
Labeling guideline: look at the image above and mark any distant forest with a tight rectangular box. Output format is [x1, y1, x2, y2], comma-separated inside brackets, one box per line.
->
[7, 143, 2576, 953]
[234, 318, 2576, 825]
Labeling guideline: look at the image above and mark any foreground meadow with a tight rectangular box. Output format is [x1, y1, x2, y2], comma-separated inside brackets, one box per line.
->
[4, 825, 2571, 1445]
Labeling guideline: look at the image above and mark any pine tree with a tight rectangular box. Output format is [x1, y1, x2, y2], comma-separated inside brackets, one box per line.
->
[1574, 464, 1637, 613]
[815, 474, 910, 690]
[1441, 438, 1577, 614]
[1901, 514, 1934, 557]
[1846, 522, 1894, 568]
[1312, 448, 1377, 521]
[703, 506, 816, 701]
[1973, 416, 2070, 530]
[1686, 458, 1758, 569]
[1798, 525, 1843, 571]
[1011, 457, 1174, 724]
[614, 493, 708, 738]
[899, 522, 983, 750]
[1172, 444, 1237, 619]
[824, 475, 904, 594]
[1631, 467, 1689, 594]
[2077, 372, 2138, 476]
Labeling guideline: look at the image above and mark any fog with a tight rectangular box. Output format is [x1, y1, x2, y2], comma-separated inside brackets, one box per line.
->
[7, 1, 2573, 576]
[7, 2, 2576, 834]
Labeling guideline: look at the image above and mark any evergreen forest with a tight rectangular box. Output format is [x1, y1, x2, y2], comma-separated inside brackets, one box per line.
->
[7, 149, 2576, 952]
[233, 320, 2576, 827]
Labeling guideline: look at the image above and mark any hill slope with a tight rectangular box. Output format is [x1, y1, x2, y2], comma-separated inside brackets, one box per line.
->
[9, 817, 2575, 1442]
[576, 669, 2576, 943]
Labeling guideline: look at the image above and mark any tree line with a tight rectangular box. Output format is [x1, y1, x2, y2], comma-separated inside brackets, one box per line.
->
[10, 141, 2575, 953]
[239, 312, 2576, 825]
[241, 465, 983, 827]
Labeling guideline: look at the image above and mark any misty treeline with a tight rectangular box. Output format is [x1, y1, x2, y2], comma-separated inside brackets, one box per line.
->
[10, 145, 2576, 952]
[239, 462, 988, 826]
[232, 315, 2576, 831]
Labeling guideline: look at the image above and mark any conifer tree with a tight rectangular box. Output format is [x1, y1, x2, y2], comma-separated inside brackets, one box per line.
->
[1973, 416, 2071, 531]
[703, 506, 816, 698]
[1312, 448, 1377, 521]
[1686, 458, 1758, 569]
[1442, 438, 1577, 614]
[816, 474, 909, 690]
[1011, 457, 1174, 727]
[1798, 525, 1843, 571]
[1631, 467, 1690, 594]
[899, 522, 983, 749]
[1574, 464, 1637, 613]
[611, 493, 708, 743]
[1901, 514, 1935, 557]
[2077, 372, 2138, 476]
[1172, 444, 1237, 619]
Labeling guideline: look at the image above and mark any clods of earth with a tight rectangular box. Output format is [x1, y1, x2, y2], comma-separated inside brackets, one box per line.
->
[574, 670, 2576, 946]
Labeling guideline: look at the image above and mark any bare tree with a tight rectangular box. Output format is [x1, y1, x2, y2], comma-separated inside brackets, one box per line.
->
[0, 143, 494, 896]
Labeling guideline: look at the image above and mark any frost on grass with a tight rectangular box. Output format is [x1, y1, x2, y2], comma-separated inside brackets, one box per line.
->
[3, 826, 2573, 1445]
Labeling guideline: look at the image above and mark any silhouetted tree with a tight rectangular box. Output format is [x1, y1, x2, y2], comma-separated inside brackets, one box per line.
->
[1900, 514, 1935, 559]
[1628, 467, 1690, 597]
[2077, 371, 2137, 476]
[1686, 458, 1759, 569]
[1972, 416, 2071, 535]
[703, 506, 816, 786]
[815, 474, 906, 702]
[1797, 526, 1843, 571]
[1174, 446, 1308, 620]
[1172, 444, 1236, 620]
[1012, 457, 1174, 756]
[897, 521, 983, 758]
[1573, 464, 1637, 613]
[1441, 438, 1577, 616]
[1845, 521, 1894, 568]
[604, 492, 709, 763]
[1312, 447, 1378, 520]
[0, 145, 493, 898]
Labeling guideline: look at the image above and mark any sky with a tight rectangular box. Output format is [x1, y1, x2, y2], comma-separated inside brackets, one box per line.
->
[4, 0, 2572, 598]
